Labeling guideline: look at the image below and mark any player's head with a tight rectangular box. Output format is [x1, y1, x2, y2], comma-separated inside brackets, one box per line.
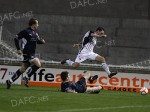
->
[96, 27, 105, 35]
[61, 71, 69, 81]
[29, 18, 39, 29]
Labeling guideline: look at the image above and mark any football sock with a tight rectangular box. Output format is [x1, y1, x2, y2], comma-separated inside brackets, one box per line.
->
[27, 65, 39, 78]
[101, 63, 111, 75]
[11, 69, 22, 83]
[66, 59, 74, 66]
[86, 86, 101, 93]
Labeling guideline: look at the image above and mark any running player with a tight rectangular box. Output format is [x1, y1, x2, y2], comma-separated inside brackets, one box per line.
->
[6, 18, 45, 89]
[61, 27, 117, 78]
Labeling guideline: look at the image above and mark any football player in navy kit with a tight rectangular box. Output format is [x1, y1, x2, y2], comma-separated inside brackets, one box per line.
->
[6, 18, 45, 89]
[61, 71, 102, 94]
[61, 27, 117, 78]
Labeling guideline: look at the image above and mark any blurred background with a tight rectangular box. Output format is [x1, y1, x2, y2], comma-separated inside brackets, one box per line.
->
[0, 0, 150, 67]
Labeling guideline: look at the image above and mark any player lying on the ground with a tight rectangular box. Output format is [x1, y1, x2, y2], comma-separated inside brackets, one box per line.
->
[61, 27, 117, 78]
[60, 71, 102, 94]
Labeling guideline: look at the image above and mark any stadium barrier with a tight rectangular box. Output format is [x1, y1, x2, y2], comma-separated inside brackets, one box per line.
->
[0, 59, 150, 93]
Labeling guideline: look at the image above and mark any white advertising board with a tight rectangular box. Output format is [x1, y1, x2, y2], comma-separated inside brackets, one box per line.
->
[0, 65, 150, 92]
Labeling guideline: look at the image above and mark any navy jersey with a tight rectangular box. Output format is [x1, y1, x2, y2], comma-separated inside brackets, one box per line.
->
[14, 27, 42, 55]
[61, 77, 87, 93]
[61, 82, 76, 92]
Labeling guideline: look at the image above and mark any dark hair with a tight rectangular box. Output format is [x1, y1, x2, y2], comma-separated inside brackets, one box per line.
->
[61, 71, 69, 81]
[96, 27, 105, 31]
[29, 18, 37, 26]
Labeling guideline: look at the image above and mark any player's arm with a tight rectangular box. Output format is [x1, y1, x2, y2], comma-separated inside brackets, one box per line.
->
[37, 37, 45, 44]
[91, 33, 107, 38]
[14, 30, 26, 55]
[36, 31, 45, 44]
[65, 83, 77, 93]
[73, 41, 82, 47]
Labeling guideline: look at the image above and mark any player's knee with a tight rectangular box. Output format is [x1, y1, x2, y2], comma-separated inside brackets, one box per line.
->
[33, 58, 39, 62]
[101, 57, 106, 63]
[37, 64, 41, 68]
[35, 63, 41, 68]
[97, 56, 105, 63]
[33, 58, 41, 67]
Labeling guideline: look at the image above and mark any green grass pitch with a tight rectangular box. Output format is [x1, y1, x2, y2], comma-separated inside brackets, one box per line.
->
[0, 84, 150, 112]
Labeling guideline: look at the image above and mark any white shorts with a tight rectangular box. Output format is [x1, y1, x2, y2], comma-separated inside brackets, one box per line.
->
[75, 52, 98, 63]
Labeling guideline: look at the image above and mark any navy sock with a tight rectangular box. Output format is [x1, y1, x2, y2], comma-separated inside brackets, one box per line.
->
[27, 65, 39, 78]
[11, 69, 22, 82]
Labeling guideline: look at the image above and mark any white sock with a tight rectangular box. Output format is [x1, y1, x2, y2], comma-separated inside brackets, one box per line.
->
[66, 59, 74, 66]
[86, 86, 102, 93]
[10, 78, 13, 83]
[26, 75, 29, 79]
[102, 63, 111, 75]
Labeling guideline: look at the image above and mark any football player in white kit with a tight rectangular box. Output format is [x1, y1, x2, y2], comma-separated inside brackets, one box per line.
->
[61, 27, 117, 78]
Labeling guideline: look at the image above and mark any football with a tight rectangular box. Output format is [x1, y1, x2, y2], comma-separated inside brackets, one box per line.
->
[140, 87, 148, 95]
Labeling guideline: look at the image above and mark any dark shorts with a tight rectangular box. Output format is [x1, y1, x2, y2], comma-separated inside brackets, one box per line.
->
[23, 54, 36, 63]
[75, 77, 87, 93]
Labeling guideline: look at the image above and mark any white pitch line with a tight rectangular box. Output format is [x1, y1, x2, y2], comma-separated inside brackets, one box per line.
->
[15, 105, 150, 112]
[51, 105, 150, 112]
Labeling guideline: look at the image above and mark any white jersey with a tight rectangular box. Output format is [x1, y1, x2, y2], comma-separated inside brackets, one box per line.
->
[75, 31, 98, 63]
[79, 31, 97, 53]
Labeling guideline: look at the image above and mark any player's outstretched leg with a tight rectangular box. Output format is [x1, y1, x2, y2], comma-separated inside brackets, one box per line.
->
[23, 65, 39, 87]
[95, 55, 118, 78]
[88, 75, 98, 83]
[6, 69, 22, 89]
[23, 76, 29, 87]
[86, 85, 102, 94]
[108, 71, 118, 78]
[23, 58, 41, 87]
[101, 63, 118, 78]
[61, 59, 69, 64]
[61, 59, 80, 67]
[61, 59, 74, 65]
[6, 80, 11, 89]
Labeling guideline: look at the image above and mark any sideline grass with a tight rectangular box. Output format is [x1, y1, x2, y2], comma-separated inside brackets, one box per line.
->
[0, 84, 150, 112]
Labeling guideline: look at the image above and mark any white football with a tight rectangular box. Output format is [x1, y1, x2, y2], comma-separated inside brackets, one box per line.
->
[140, 87, 148, 95]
